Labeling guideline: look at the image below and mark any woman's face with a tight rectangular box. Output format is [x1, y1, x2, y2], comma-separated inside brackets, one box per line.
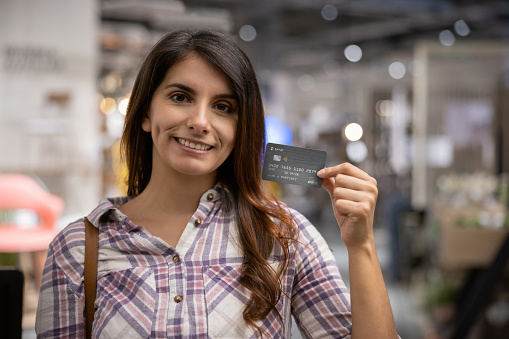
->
[142, 53, 238, 180]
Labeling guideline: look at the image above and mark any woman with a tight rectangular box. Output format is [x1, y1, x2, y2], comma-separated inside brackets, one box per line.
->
[36, 29, 398, 338]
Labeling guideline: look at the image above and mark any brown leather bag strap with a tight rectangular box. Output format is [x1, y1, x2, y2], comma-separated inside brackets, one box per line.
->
[84, 217, 98, 339]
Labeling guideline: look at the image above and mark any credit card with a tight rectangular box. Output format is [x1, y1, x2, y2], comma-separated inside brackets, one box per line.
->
[262, 143, 327, 188]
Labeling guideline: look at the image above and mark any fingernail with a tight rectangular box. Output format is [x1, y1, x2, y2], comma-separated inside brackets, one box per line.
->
[317, 169, 325, 176]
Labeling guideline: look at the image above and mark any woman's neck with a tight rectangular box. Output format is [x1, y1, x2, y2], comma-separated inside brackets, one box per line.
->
[125, 166, 217, 219]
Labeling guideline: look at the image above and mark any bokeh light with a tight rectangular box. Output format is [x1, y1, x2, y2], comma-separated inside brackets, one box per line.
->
[344, 45, 362, 62]
[346, 141, 368, 163]
[439, 29, 455, 46]
[345, 123, 363, 141]
[100, 97, 116, 115]
[321, 5, 338, 21]
[117, 97, 129, 116]
[239, 25, 257, 42]
[388, 61, 406, 79]
[454, 20, 471, 36]
[100, 72, 122, 93]
[376, 100, 394, 117]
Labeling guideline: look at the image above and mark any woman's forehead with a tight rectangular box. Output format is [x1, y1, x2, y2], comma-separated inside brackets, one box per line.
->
[160, 53, 235, 94]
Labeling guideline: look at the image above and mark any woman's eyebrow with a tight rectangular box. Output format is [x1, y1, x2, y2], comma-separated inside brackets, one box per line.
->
[213, 93, 237, 101]
[164, 82, 237, 101]
[164, 83, 195, 94]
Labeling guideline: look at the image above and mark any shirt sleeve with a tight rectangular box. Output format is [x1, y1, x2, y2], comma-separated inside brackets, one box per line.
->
[290, 210, 352, 339]
[36, 222, 87, 338]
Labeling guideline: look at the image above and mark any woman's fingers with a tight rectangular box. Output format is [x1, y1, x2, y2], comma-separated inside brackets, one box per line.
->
[333, 187, 376, 204]
[334, 199, 373, 218]
[334, 174, 377, 193]
[318, 163, 377, 201]
[318, 162, 375, 184]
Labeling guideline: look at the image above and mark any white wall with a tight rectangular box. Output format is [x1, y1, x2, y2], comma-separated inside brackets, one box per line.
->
[0, 0, 101, 216]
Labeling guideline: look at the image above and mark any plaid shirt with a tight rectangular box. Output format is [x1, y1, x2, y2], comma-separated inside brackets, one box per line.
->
[36, 186, 352, 338]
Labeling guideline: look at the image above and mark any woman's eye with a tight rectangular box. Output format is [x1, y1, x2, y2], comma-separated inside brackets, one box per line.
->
[216, 103, 232, 113]
[170, 93, 188, 102]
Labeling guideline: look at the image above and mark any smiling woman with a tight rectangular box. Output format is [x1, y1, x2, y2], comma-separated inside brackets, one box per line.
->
[35, 29, 399, 339]
[140, 54, 238, 180]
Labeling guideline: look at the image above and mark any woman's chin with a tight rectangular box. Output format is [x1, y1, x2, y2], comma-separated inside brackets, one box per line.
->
[173, 165, 217, 178]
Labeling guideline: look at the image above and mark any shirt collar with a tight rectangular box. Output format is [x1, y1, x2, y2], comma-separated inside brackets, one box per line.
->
[85, 196, 130, 227]
[85, 183, 224, 227]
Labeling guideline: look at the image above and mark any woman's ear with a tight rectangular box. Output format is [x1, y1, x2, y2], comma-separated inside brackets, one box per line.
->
[142, 113, 151, 132]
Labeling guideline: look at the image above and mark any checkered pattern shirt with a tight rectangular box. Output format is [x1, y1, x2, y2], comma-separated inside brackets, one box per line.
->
[36, 186, 352, 338]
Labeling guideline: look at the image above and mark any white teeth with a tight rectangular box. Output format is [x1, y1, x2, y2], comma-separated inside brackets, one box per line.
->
[177, 138, 211, 151]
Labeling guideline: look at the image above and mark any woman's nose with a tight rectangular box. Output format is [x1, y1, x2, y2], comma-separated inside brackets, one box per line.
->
[186, 103, 210, 133]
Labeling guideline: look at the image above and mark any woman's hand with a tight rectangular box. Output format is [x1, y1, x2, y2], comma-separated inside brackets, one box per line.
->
[317, 163, 378, 250]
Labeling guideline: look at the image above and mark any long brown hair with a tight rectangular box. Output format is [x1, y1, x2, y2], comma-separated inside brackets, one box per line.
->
[121, 29, 296, 333]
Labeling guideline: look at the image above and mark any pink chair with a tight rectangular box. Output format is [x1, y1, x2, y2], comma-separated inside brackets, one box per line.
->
[0, 173, 64, 289]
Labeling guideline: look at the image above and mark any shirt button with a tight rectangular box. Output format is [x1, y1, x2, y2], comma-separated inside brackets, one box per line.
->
[206, 193, 214, 201]
[194, 218, 202, 227]
[172, 254, 180, 263]
[174, 295, 183, 303]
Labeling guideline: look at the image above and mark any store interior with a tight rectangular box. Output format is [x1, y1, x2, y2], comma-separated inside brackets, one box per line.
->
[1, 0, 509, 338]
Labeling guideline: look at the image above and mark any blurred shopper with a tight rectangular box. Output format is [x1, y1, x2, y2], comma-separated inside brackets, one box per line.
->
[35, 29, 398, 338]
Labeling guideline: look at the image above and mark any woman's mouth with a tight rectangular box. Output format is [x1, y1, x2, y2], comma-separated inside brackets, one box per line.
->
[176, 138, 213, 151]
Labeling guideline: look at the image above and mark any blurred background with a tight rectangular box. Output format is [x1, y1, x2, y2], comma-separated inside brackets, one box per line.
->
[1, 0, 509, 338]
